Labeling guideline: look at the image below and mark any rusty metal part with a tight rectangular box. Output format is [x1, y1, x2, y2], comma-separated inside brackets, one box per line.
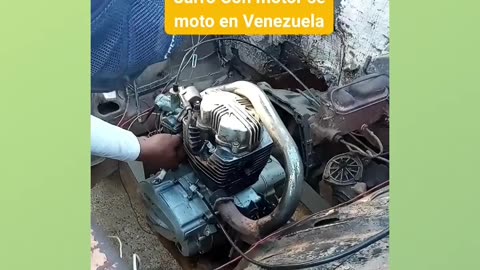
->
[216, 202, 260, 243]
[234, 186, 389, 270]
[309, 74, 389, 144]
[206, 81, 304, 238]
[212, 183, 388, 270]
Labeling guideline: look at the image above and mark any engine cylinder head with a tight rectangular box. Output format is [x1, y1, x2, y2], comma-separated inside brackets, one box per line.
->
[183, 89, 274, 194]
[198, 89, 262, 154]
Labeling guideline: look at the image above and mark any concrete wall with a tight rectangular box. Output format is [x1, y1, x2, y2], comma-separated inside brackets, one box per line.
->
[228, 0, 390, 85]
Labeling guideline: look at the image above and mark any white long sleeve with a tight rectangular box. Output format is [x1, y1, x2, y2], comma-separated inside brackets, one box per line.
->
[91, 115, 141, 161]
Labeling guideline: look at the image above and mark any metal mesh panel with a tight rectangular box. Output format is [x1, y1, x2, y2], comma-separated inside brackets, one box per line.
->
[91, 0, 181, 91]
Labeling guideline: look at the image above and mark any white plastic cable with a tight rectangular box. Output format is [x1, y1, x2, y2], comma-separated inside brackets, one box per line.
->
[133, 254, 142, 270]
[107, 236, 123, 258]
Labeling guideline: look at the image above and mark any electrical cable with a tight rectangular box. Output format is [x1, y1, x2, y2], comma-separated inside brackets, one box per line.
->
[138, 106, 156, 124]
[213, 180, 389, 270]
[331, 253, 356, 270]
[368, 189, 390, 201]
[118, 46, 199, 126]
[133, 73, 172, 93]
[201, 194, 388, 270]
[127, 36, 211, 96]
[346, 132, 389, 164]
[348, 133, 374, 153]
[162, 36, 208, 92]
[374, 156, 390, 164]
[126, 111, 160, 132]
[341, 126, 386, 161]
[174, 37, 322, 109]
[133, 80, 141, 119]
[132, 253, 142, 270]
[116, 91, 130, 127]
[119, 107, 153, 128]
[341, 138, 389, 164]
[118, 163, 156, 236]
[159, 55, 194, 94]
[107, 236, 123, 258]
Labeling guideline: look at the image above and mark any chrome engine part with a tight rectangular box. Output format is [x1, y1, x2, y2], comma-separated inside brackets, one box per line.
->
[198, 89, 262, 154]
[183, 88, 274, 194]
[140, 83, 290, 256]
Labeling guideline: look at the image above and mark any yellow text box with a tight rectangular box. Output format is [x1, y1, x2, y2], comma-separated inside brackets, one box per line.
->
[165, 0, 334, 35]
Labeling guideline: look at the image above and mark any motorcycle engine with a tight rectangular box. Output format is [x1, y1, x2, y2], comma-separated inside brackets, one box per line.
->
[140, 84, 285, 256]
[183, 88, 274, 194]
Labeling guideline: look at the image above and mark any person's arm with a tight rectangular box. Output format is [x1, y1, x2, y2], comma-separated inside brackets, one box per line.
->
[91, 115, 141, 161]
[90, 115, 185, 169]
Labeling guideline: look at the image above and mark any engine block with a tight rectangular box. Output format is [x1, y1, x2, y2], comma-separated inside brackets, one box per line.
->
[140, 156, 285, 256]
[143, 82, 291, 256]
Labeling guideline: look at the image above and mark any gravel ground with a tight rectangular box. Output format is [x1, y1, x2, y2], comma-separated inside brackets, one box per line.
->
[91, 170, 181, 270]
[90, 161, 313, 270]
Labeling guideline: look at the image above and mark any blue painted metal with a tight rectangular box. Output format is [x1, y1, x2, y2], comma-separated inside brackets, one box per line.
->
[139, 157, 285, 256]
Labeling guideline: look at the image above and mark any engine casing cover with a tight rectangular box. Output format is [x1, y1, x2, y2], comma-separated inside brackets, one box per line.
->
[140, 157, 285, 256]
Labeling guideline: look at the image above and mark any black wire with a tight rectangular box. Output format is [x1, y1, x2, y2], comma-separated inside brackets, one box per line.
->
[174, 37, 322, 109]
[118, 163, 156, 236]
[368, 189, 390, 201]
[202, 195, 388, 270]
[331, 253, 356, 270]
[138, 106, 156, 124]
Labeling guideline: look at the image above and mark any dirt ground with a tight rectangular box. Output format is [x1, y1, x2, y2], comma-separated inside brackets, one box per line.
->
[90, 160, 313, 270]
[91, 165, 181, 270]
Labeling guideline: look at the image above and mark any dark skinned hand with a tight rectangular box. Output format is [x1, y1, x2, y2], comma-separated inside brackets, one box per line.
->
[137, 134, 186, 170]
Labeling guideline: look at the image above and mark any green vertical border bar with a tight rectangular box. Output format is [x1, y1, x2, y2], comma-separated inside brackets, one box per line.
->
[392, 1, 480, 269]
[0, 1, 90, 270]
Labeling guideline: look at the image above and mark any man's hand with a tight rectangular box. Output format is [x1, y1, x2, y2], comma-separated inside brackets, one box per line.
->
[137, 134, 186, 170]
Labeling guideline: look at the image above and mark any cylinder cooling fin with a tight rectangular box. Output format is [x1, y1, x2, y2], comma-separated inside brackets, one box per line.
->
[183, 88, 274, 194]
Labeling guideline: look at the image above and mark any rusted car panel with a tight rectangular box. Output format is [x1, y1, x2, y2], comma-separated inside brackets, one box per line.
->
[235, 186, 389, 270]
